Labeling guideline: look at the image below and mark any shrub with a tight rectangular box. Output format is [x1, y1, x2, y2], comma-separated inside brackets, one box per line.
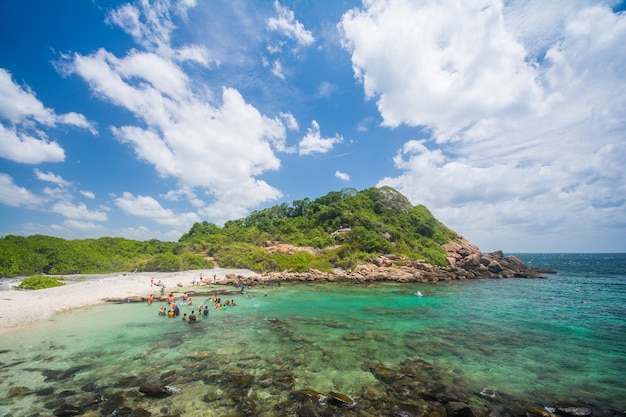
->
[16, 275, 65, 290]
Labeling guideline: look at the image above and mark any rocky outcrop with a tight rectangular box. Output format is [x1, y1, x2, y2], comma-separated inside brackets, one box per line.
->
[218, 236, 555, 285]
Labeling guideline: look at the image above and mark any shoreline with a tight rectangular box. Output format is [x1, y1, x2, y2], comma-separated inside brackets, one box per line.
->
[0, 268, 256, 333]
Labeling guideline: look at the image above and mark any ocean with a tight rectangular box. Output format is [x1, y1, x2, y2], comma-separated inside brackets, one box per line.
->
[1, 253, 624, 416]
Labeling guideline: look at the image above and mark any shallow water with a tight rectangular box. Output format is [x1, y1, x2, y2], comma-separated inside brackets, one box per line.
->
[1, 254, 625, 416]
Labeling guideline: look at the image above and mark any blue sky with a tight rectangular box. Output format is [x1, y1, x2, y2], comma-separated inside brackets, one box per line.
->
[1, 0, 625, 253]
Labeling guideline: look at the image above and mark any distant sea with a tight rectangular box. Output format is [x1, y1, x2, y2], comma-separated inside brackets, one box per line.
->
[1, 253, 624, 416]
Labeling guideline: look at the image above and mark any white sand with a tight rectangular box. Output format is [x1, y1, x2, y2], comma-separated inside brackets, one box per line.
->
[0, 268, 256, 333]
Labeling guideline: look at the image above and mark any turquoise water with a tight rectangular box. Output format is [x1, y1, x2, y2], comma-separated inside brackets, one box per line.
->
[1, 254, 624, 416]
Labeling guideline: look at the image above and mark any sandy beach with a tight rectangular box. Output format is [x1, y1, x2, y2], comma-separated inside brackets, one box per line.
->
[0, 268, 256, 332]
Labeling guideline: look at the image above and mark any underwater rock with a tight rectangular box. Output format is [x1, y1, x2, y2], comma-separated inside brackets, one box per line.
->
[8, 386, 31, 397]
[205, 370, 255, 388]
[118, 375, 140, 387]
[555, 405, 593, 417]
[138, 382, 174, 398]
[42, 364, 90, 382]
[524, 407, 557, 417]
[366, 362, 405, 383]
[54, 403, 83, 416]
[445, 401, 475, 417]
[290, 389, 327, 405]
[296, 405, 321, 417]
[327, 391, 357, 408]
[391, 402, 425, 417]
[421, 386, 467, 404]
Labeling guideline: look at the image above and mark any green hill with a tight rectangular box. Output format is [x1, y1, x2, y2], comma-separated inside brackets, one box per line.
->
[0, 187, 457, 277]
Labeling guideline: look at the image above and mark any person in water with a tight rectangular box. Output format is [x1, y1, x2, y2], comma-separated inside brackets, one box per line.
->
[188, 311, 197, 322]
[158, 307, 166, 316]
[203, 306, 209, 316]
[147, 294, 154, 305]
[182, 313, 187, 321]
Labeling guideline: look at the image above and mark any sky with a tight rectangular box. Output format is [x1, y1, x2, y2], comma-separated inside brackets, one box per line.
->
[1, 0, 625, 253]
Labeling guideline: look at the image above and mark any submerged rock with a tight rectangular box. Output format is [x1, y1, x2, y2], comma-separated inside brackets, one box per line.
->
[555, 405, 593, 417]
[290, 388, 327, 405]
[138, 382, 174, 398]
[445, 401, 475, 417]
[327, 391, 357, 408]
[54, 403, 83, 416]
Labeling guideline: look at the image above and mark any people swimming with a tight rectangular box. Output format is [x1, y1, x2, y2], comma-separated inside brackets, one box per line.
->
[188, 311, 197, 322]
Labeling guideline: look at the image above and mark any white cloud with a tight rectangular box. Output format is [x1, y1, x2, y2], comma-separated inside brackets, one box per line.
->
[0, 68, 96, 164]
[115, 191, 200, 227]
[279, 112, 299, 131]
[271, 60, 285, 79]
[267, 1, 315, 47]
[0, 69, 54, 125]
[34, 169, 70, 187]
[64, 219, 105, 231]
[66, 42, 288, 220]
[106, 0, 210, 66]
[80, 190, 96, 199]
[342, 0, 626, 251]
[335, 171, 350, 181]
[51, 201, 108, 221]
[340, 0, 543, 140]
[0, 173, 44, 207]
[299, 120, 343, 155]
[0, 124, 65, 164]
[316, 81, 337, 98]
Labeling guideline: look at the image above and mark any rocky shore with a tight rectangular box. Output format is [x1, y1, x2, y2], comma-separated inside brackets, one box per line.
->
[220, 237, 556, 286]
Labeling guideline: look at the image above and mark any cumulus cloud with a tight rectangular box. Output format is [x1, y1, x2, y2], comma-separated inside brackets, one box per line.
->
[340, 0, 543, 140]
[0, 124, 65, 164]
[106, 0, 210, 65]
[64, 219, 105, 231]
[299, 120, 343, 155]
[341, 0, 626, 250]
[64, 43, 289, 221]
[335, 171, 350, 181]
[267, 1, 315, 47]
[0, 173, 44, 207]
[0, 68, 96, 164]
[51, 201, 108, 221]
[115, 192, 200, 227]
[34, 169, 70, 187]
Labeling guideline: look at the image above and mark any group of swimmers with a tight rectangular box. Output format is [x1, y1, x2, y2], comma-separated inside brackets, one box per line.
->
[155, 291, 238, 322]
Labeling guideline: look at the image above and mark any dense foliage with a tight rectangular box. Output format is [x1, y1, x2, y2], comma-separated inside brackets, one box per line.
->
[0, 235, 213, 277]
[179, 186, 457, 272]
[0, 187, 457, 277]
[16, 275, 65, 290]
